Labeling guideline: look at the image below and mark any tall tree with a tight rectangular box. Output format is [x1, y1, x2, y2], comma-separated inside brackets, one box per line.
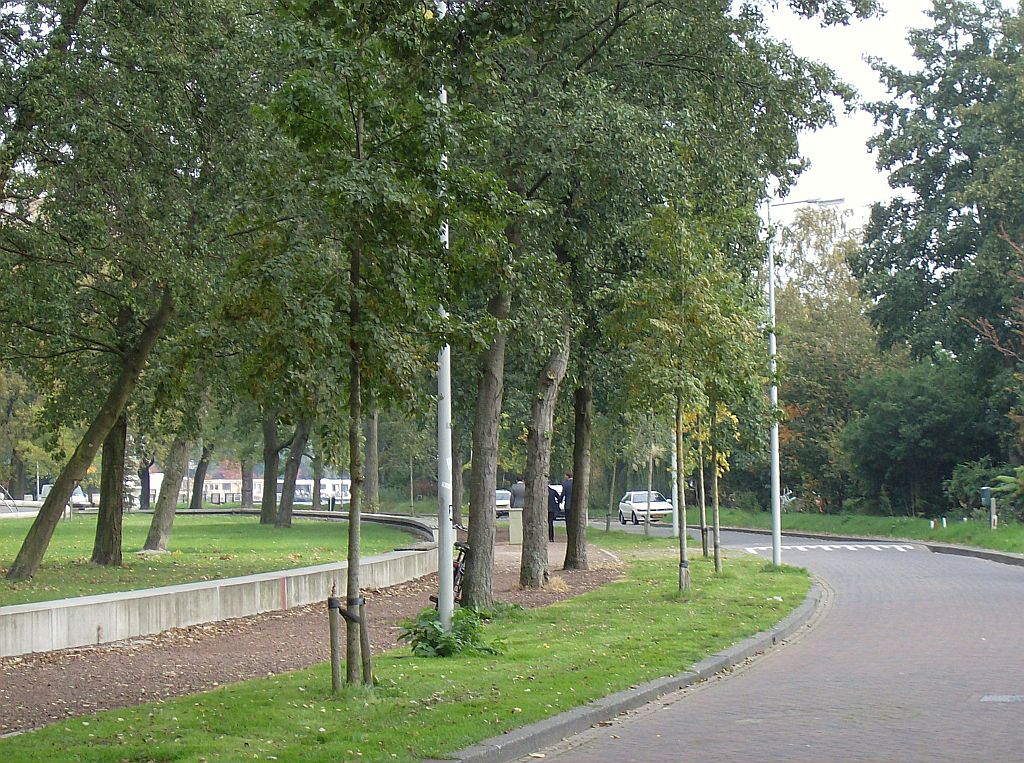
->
[1, 0, 271, 579]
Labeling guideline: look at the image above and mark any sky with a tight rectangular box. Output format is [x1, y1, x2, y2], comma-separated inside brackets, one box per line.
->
[765, 0, 934, 223]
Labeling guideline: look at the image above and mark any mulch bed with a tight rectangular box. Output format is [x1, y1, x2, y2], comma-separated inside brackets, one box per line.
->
[0, 538, 622, 736]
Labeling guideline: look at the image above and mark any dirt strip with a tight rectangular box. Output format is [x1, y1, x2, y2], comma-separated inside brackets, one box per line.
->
[0, 538, 622, 736]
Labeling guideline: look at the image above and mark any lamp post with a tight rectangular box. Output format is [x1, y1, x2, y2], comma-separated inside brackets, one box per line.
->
[764, 196, 843, 567]
[434, 0, 455, 631]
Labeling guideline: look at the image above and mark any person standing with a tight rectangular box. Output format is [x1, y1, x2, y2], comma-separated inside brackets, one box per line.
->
[510, 477, 525, 509]
[547, 484, 562, 542]
[561, 471, 574, 522]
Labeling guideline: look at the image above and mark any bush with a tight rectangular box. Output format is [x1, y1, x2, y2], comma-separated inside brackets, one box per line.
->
[993, 466, 1024, 522]
[398, 606, 506, 657]
[728, 490, 763, 513]
[944, 458, 1012, 514]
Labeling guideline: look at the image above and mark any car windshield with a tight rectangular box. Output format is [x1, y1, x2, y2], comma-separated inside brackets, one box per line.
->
[632, 491, 665, 502]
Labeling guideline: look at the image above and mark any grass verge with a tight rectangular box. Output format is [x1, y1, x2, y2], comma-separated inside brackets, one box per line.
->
[0, 515, 413, 607]
[0, 534, 809, 762]
[717, 507, 1024, 553]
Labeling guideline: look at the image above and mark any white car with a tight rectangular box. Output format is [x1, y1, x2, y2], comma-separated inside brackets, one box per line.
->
[495, 489, 511, 517]
[618, 491, 673, 525]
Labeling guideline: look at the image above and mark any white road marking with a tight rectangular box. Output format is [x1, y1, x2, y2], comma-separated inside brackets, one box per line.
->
[744, 544, 917, 554]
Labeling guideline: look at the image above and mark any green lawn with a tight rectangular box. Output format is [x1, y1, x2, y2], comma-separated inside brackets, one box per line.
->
[0, 532, 808, 762]
[716, 507, 1024, 553]
[0, 514, 414, 607]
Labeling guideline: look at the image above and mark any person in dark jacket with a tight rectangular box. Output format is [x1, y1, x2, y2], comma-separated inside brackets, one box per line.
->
[510, 478, 525, 509]
[561, 472, 573, 521]
[547, 484, 562, 542]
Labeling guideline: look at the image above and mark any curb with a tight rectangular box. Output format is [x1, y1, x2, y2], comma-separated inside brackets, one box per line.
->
[433, 580, 824, 763]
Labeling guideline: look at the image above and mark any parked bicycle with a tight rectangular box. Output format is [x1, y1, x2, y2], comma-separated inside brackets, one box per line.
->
[430, 540, 469, 607]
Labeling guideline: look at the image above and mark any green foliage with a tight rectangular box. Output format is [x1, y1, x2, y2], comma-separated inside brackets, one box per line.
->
[993, 466, 1024, 519]
[398, 606, 506, 657]
[842, 358, 997, 516]
[0, 515, 410, 607]
[945, 458, 1012, 512]
[0, 552, 807, 761]
[855, 0, 1023, 462]
[773, 207, 885, 510]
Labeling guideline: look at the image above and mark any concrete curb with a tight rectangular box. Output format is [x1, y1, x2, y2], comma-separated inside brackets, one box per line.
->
[434, 581, 824, 763]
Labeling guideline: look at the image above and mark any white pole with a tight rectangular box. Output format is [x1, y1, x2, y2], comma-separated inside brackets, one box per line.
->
[671, 432, 680, 538]
[435, 0, 454, 631]
[766, 202, 782, 567]
[764, 196, 843, 567]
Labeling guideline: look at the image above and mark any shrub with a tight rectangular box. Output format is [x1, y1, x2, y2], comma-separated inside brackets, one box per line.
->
[993, 466, 1024, 522]
[398, 606, 506, 657]
[945, 458, 1013, 514]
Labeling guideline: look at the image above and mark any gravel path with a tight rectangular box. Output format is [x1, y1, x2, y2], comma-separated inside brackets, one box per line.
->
[0, 538, 622, 736]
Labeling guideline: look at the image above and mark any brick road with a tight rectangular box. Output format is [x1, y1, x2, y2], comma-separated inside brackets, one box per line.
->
[526, 530, 1024, 762]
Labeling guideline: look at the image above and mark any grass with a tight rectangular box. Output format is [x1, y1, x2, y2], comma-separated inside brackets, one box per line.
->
[0, 532, 809, 762]
[716, 506, 1024, 553]
[0, 514, 414, 607]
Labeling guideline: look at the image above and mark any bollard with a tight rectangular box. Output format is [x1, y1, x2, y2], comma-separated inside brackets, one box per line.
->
[327, 591, 343, 693]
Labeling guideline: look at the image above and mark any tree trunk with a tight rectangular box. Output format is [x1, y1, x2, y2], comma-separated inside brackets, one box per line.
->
[461, 290, 510, 610]
[138, 456, 155, 510]
[451, 423, 464, 526]
[260, 407, 279, 524]
[606, 459, 618, 532]
[520, 323, 571, 588]
[144, 433, 190, 551]
[91, 412, 127, 566]
[311, 452, 322, 511]
[698, 437, 708, 558]
[240, 457, 254, 509]
[9, 453, 27, 500]
[6, 288, 173, 580]
[189, 441, 214, 510]
[675, 398, 690, 591]
[276, 416, 312, 529]
[711, 409, 722, 573]
[347, 220, 367, 683]
[346, 112, 369, 684]
[564, 383, 591, 570]
[365, 398, 379, 512]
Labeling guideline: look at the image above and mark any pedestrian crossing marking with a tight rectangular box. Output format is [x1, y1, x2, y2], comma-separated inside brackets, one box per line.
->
[744, 543, 916, 554]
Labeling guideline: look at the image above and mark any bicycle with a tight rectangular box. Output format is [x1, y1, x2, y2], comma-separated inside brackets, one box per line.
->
[430, 540, 469, 607]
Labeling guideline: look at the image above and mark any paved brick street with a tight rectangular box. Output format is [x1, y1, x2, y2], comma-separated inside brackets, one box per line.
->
[527, 530, 1024, 762]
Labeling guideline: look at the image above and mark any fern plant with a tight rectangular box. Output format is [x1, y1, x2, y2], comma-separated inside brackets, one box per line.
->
[398, 606, 506, 657]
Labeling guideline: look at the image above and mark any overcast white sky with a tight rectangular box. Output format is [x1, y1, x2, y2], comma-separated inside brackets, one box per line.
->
[765, 0, 934, 223]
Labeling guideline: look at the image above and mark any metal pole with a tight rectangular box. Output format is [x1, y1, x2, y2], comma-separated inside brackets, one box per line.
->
[764, 196, 843, 568]
[766, 202, 782, 567]
[435, 0, 455, 631]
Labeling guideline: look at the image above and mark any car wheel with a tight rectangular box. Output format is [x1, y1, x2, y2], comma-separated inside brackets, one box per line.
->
[618, 511, 626, 525]
[631, 511, 639, 525]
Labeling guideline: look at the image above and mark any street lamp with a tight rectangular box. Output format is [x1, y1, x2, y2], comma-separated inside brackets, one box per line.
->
[434, 0, 455, 631]
[764, 196, 843, 567]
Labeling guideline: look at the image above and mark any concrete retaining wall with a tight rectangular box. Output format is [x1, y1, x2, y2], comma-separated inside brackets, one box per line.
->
[0, 547, 438, 658]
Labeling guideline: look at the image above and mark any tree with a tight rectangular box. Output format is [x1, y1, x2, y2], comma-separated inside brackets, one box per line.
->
[774, 207, 884, 510]
[1, 0, 271, 579]
[842, 358, 997, 514]
[856, 0, 1021, 461]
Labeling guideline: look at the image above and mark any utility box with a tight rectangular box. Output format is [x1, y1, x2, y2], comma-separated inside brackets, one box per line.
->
[507, 507, 523, 545]
[980, 486, 992, 509]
